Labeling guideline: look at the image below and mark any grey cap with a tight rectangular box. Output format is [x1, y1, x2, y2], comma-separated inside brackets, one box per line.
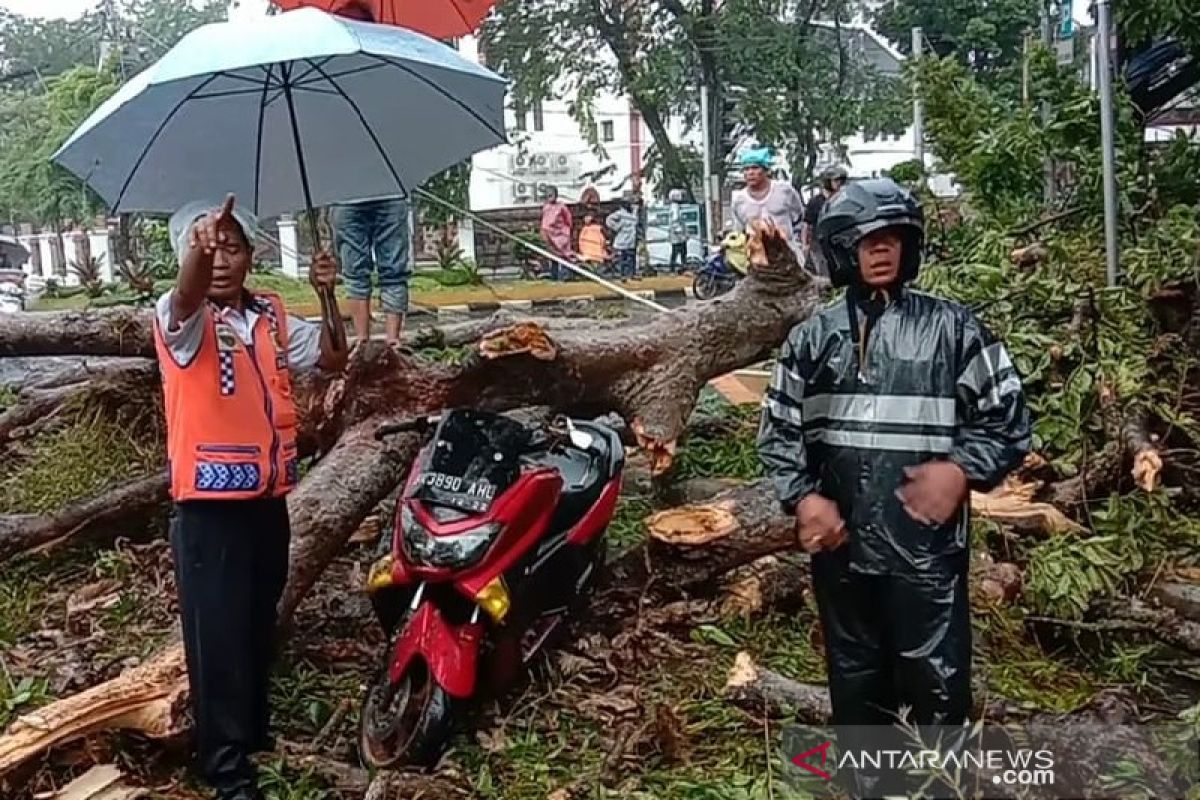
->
[168, 199, 260, 264]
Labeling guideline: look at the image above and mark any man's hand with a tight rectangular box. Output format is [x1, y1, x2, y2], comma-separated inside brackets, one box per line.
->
[796, 494, 848, 554]
[897, 461, 969, 525]
[188, 194, 241, 256]
[309, 249, 339, 292]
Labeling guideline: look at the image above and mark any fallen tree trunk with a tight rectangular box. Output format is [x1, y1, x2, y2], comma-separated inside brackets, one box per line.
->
[645, 479, 1062, 590]
[0, 359, 158, 446]
[0, 473, 168, 561]
[0, 224, 822, 774]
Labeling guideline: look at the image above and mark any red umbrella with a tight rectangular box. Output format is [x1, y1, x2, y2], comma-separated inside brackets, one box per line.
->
[271, 0, 494, 40]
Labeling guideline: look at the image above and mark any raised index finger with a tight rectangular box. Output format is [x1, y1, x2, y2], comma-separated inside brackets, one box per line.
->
[217, 194, 237, 222]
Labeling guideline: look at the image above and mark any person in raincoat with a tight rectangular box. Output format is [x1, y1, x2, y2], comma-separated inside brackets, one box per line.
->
[757, 179, 1031, 796]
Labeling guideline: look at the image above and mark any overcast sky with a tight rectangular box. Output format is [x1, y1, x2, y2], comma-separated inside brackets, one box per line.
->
[0, 0, 270, 20]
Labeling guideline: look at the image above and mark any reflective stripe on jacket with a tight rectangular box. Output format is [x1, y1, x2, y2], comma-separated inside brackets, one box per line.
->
[757, 290, 1032, 575]
[155, 292, 300, 502]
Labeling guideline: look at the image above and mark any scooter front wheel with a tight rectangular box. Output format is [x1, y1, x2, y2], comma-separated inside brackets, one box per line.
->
[359, 656, 456, 769]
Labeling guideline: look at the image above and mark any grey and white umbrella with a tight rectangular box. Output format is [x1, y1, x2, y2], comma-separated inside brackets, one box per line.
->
[53, 8, 507, 218]
[54, 8, 506, 348]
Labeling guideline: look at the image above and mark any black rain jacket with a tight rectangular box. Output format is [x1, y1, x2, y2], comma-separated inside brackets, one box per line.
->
[758, 289, 1032, 575]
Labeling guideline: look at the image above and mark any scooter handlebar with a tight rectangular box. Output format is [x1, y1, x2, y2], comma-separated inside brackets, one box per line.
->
[374, 415, 439, 441]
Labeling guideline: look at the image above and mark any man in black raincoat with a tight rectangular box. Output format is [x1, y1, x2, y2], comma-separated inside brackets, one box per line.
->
[758, 179, 1031, 796]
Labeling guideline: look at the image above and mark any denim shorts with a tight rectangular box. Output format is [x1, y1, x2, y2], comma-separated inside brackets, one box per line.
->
[331, 198, 412, 314]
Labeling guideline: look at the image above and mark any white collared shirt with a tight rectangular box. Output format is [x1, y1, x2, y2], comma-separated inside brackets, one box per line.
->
[155, 290, 321, 369]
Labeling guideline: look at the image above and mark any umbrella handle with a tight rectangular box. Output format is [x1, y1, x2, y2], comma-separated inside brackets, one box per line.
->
[317, 283, 347, 352]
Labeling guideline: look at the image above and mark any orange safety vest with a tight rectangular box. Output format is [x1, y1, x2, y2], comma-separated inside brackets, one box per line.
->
[155, 292, 300, 502]
[578, 223, 607, 263]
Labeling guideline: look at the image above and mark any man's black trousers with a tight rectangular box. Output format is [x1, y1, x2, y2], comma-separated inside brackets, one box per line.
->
[170, 498, 290, 794]
[810, 548, 972, 797]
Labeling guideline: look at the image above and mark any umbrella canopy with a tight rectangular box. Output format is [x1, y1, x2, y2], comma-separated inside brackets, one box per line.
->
[53, 8, 507, 219]
[271, 0, 495, 40]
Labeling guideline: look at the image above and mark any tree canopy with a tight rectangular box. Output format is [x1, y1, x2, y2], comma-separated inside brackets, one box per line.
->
[481, 0, 908, 198]
[874, 0, 1041, 77]
[0, 0, 228, 229]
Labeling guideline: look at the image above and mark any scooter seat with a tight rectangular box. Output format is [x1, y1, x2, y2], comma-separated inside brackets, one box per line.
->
[538, 421, 624, 534]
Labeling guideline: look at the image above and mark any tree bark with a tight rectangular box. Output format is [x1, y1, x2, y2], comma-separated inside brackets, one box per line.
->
[645, 479, 1048, 591]
[0, 308, 156, 358]
[0, 473, 168, 561]
[724, 651, 831, 722]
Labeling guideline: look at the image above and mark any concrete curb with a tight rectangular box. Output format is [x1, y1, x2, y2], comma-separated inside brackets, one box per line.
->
[422, 287, 691, 319]
[306, 286, 695, 324]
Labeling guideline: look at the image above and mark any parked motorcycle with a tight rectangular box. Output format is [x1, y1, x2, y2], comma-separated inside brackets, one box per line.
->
[360, 408, 625, 767]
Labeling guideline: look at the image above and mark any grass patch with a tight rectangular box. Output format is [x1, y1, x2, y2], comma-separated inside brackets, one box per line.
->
[0, 547, 100, 646]
[258, 759, 331, 800]
[676, 404, 762, 481]
[271, 658, 362, 739]
[976, 608, 1095, 711]
[0, 407, 161, 514]
[609, 495, 653, 555]
[0, 660, 52, 730]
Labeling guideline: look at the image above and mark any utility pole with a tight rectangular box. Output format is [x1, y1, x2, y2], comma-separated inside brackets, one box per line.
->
[911, 27, 924, 169]
[1040, 3, 1056, 205]
[699, 81, 716, 242]
[1095, 0, 1120, 286]
[1022, 30, 1032, 107]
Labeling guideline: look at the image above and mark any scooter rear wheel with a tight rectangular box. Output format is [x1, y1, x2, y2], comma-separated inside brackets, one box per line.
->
[359, 655, 455, 769]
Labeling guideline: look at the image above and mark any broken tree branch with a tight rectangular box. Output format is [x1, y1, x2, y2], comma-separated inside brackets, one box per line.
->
[0, 473, 168, 562]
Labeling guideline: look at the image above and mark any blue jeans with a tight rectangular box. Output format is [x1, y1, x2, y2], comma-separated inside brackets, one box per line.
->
[332, 199, 411, 315]
[615, 249, 636, 278]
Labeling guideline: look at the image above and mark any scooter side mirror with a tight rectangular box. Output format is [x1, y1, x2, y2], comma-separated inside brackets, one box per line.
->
[568, 428, 595, 451]
[563, 417, 595, 451]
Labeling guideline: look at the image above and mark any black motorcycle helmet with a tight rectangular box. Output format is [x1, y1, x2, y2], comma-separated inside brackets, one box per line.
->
[820, 164, 848, 192]
[816, 178, 924, 288]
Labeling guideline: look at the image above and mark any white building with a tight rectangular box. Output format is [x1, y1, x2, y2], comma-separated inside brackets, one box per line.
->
[455, 37, 700, 211]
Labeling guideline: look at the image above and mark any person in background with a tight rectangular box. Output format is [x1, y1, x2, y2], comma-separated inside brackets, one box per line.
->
[757, 179, 1031, 797]
[539, 185, 574, 281]
[606, 196, 639, 280]
[667, 188, 690, 274]
[155, 195, 346, 800]
[328, 1, 410, 345]
[331, 195, 411, 346]
[730, 147, 806, 261]
[801, 164, 848, 276]
[577, 210, 609, 274]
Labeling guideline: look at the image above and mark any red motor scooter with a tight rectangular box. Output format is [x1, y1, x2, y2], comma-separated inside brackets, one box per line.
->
[360, 408, 624, 768]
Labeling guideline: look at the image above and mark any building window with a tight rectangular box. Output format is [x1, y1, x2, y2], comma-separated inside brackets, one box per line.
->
[892, 132, 903, 142]
[533, 100, 544, 132]
[601, 120, 615, 142]
[513, 99, 526, 131]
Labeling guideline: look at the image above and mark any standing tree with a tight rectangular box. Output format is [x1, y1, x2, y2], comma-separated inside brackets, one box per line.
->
[481, 0, 907, 198]
[874, 0, 1042, 79]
